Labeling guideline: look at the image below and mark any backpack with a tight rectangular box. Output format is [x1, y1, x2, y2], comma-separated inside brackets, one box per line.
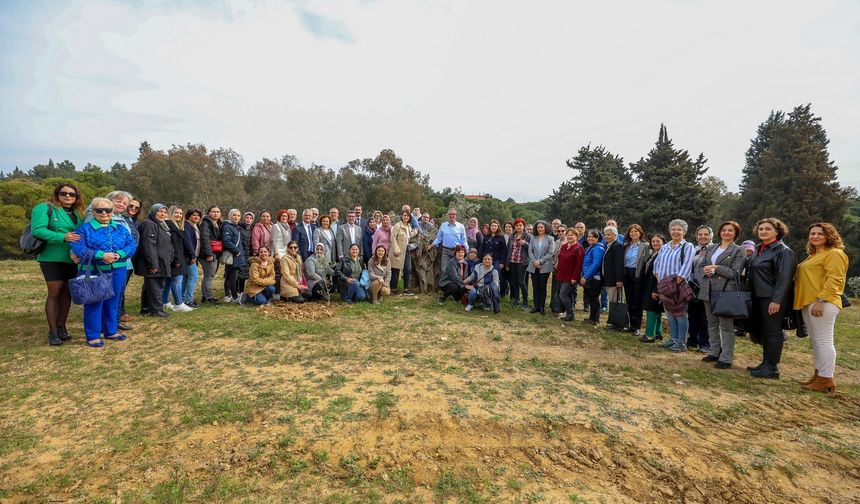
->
[20, 205, 53, 256]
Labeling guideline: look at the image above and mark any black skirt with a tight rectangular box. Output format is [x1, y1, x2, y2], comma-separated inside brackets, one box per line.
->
[40, 261, 78, 281]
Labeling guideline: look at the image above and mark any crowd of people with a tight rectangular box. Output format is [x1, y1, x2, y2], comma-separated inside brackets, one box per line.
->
[30, 183, 850, 393]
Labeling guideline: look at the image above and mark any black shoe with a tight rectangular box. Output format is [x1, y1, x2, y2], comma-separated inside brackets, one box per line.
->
[750, 366, 779, 379]
[57, 326, 71, 341]
[118, 322, 133, 331]
[564, 315, 573, 322]
[48, 330, 63, 346]
[529, 307, 540, 314]
[701, 355, 719, 363]
[715, 361, 732, 369]
[438, 295, 447, 305]
[746, 362, 765, 372]
[655, 335, 663, 341]
[150, 311, 170, 318]
[639, 335, 655, 343]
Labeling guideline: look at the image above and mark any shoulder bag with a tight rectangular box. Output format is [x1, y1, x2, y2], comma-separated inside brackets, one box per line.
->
[20, 205, 53, 256]
[70, 252, 115, 305]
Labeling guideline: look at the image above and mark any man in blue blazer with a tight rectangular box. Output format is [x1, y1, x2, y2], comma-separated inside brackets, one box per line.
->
[294, 209, 317, 261]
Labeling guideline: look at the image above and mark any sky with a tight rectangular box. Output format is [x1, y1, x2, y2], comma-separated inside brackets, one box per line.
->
[1, 0, 858, 201]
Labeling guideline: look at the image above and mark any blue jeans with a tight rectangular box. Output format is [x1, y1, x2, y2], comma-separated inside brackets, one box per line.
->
[183, 263, 199, 303]
[343, 281, 367, 303]
[668, 313, 689, 348]
[163, 275, 184, 305]
[251, 285, 275, 305]
[83, 269, 127, 340]
[402, 251, 412, 290]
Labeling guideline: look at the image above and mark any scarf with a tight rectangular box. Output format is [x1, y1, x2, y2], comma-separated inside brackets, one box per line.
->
[149, 204, 171, 233]
[466, 218, 478, 242]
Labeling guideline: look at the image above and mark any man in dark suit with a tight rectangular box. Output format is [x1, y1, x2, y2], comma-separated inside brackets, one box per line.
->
[294, 209, 317, 261]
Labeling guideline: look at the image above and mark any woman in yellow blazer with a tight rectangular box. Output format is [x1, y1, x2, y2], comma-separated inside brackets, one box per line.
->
[794, 222, 849, 394]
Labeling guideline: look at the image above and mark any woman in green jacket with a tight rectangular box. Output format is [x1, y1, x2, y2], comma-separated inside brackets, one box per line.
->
[31, 183, 86, 345]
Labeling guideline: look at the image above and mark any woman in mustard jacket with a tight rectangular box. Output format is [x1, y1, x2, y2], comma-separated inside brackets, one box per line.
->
[31, 183, 86, 346]
[794, 223, 849, 394]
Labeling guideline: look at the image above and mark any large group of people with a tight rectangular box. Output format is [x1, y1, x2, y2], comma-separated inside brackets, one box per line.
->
[30, 183, 850, 393]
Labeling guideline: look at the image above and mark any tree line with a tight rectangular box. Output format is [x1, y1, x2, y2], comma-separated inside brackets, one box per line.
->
[1, 104, 857, 276]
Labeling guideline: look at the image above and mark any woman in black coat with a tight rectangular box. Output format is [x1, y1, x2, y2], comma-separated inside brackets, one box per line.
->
[199, 206, 223, 304]
[747, 218, 796, 379]
[134, 204, 175, 317]
[163, 205, 189, 311]
[238, 211, 254, 294]
[601, 225, 626, 327]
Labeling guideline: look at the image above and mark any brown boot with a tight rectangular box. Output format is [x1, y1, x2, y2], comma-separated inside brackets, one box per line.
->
[802, 376, 836, 394]
[799, 369, 819, 386]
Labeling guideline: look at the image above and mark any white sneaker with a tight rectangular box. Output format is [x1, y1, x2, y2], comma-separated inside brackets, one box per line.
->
[272, 294, 281, 301]
[465, 305, 473, 312]
[164, 302, 175, 311]
[223, 296, 233, 303]
[174, 303, 193, 312]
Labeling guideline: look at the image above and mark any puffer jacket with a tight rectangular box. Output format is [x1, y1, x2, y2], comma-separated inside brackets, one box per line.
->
[657, 276, 694, 316]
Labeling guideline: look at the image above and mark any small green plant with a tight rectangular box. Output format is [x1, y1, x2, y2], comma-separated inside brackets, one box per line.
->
[373, 391, 397, 419]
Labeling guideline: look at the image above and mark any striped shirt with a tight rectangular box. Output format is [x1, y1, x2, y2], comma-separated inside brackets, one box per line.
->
[654, 239, 694, 280]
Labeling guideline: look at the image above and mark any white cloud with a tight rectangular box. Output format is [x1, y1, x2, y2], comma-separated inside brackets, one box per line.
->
[2, 0, 859, 199]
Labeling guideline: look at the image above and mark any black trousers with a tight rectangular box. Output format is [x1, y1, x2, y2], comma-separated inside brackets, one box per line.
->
[550, 276, 563, 313]
[584, 278, 601, 322]
[140, 277, 167, 314]
[500, 267, 510, 298]
[752, 297, 787, 366]
[273, 260, 282, 296]
[559, 281, 576, 317]
[623, 267, 643, 330]
[687, 299, 709, 348]
[224, 266, 240, 298]
[531, 271, 550, 313]
[440, 283, 466, 302]
[508, 262, 528, 305]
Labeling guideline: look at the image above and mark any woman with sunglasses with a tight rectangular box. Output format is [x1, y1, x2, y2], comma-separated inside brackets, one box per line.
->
[280, 241, 310, 303]
[31, 183, 86, 345]
[70, 197, 137, 347]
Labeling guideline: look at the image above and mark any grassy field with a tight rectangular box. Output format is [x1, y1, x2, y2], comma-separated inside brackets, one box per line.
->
[1, 260, 858, 503]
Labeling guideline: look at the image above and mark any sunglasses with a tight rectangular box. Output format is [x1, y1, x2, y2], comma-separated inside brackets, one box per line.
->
[288, 245, 298, 249]
[58, 191, 77, 198]
[128, 205, 140, 210]
[93, 208, 113, 214]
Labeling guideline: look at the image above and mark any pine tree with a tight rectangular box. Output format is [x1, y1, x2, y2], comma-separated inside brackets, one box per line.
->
[629, 124, 716, 236]
[547, 144, 632, 228]
[736, 104, 850, 252]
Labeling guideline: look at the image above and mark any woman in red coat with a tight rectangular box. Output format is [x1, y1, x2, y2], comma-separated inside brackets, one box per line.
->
[555, 228, 585, 321]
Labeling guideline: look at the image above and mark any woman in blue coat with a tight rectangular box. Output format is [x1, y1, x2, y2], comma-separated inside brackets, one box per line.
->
[579, 229, 606, 325]
[70, 197, 137, 347]
[221, 209, 248, 303]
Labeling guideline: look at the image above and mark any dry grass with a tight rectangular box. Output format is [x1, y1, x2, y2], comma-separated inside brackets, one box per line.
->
[0, 260, 859, 503]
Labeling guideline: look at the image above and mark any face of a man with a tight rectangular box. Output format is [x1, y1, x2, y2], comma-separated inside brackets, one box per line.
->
[575, 222, 585, 235]
[422, 214, 429, 224]
[330, 209, 339, 222]
[448, 211, 457, 223]
[551, 219, 561, 232]
[287, 209, 297, 222]
[303, 212, 312, 224]
[354, 206, 362, 217]
[347, 212, 356, 224]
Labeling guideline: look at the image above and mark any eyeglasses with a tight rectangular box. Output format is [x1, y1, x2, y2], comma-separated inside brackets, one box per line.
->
[288, 245, 298, 249]
[93, 208, 113, 214]
[58, 191, 77, 198]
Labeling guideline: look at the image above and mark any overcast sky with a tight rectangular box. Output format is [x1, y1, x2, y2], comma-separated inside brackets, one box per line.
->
[1, 0, 858, 201]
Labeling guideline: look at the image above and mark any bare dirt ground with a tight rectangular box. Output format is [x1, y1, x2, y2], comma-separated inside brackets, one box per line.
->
[1, 261, 858, 503]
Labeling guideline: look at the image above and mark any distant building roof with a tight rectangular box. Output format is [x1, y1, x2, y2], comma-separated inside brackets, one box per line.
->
[464, 194, 487, 200]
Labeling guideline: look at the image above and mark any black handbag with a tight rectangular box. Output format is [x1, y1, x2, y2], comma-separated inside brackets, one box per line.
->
[20, 205, 53, 256]
[710, 288, 751, 318]
[607, 291, 629, 328]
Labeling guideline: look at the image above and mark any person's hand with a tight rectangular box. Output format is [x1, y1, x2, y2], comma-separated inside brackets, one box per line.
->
[811, 301, 824, 317]
[499, 264, 505, 270]
[675, 276, 683, 284]
[70, 253, 80, 264]
[652, 293, 659, 300]
[579, 278, 586, 286]
[206, 256, 214, 262]
[148, 268, 158, 274]
[704, 265, 716, 276]
[465, 285, 474, 290]
[425, 245, 432, 252]
[64, 232, 81, 242]
[534, 260, 541, 269]
[616, 281, 623, 288]
[102, 252, 118, 264]
[570, 280, 576, 285]
[346, 277, 355, 284]
[768, 302, 781, 315]
[394, 251, 400, 257]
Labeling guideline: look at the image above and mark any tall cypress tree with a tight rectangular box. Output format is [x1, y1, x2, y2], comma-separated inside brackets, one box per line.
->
[547, 144, 632, 227]
[736, 104, 850, 252]
[629, 124, 715, 235]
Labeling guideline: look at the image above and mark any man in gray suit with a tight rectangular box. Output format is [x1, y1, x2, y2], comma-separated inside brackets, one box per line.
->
[336, 211, 362, 261]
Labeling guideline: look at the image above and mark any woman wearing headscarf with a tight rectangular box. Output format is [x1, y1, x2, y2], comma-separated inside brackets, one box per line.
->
[368, 245, 392, 303]
[242, 246, 276, 305]
[465, 217, 483, 251]
[747, 218, 795, 379]
[182, 208, 202, 307]
[31, 183, 85, 345]
[163, 205, 191, 312]
[221, 209, 247, 303]
[134, 204, 175, 317]
[362, 217, 377, 267]
[70, 197, 137, 347]
[697, 221, 745, 369]
[527, 220, 555, 315]
[794, 223, 848, 393]
[199, 206, 223, 304]
[371, 214, 392, 254]
[335, 243, 367, 304]
[306, 243, 335, 299]
[280, 240, 310, 303]
[390, 209, 417, 293]
[506, 218, 531, 309]
[238, 211, 254, 294]
[251, 210, 273, 256]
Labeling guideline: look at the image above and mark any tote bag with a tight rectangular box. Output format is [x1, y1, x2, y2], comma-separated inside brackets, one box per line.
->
[70, 253, 115, 305]
[607, 291, 629, 328]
